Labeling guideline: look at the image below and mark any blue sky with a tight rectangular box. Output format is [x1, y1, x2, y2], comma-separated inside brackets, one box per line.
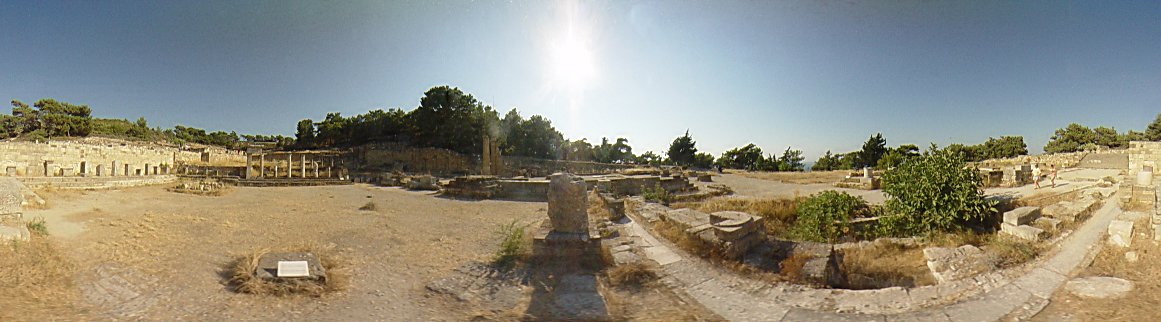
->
[2, 1, 1160, 160]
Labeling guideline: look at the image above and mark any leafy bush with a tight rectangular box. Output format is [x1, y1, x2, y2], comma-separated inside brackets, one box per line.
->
[641, 184, 672, 205]
[492, 220, 529, 268]
[879, 145, 996, 237]
[790, 191, 867, 242]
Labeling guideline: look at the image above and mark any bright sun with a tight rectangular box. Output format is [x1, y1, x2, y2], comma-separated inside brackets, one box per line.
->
[549, 29, 595, 91]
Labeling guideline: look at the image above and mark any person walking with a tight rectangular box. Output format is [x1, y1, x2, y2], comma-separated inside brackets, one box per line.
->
[1050, 164, 1058, 188]
[1032, 163, 1042, 189]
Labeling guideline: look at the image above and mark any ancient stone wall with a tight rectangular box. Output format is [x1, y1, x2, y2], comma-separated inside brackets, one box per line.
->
[0, 139, 193, 177]
[1128, 141, 1161, 179]
[972, 151, 1093, 169]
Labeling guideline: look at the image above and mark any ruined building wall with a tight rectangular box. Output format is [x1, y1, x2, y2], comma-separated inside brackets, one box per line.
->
[0, 139, 243, 177]
[972, 151, 1092, 169]
[1129, 141, 1161, 178]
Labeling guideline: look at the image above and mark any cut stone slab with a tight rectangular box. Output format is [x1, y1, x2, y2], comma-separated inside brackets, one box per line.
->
[0, 224, 31, 242]
[923, 245, 996, 283]
[1066, 276, 1134, 299]
[1003, 206, 1041, 226]
[1107, 220, 1134, 247]
[1035, 217, 1062, 231]
[255, 252, 326, 281]
[0, 178, 25, 216]
[547, 173, 589, 233]
[1001, 223, 1045, 241]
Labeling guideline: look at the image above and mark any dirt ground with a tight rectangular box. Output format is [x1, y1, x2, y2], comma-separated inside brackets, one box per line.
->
[6, 184, 717, 321]
[734, 170, 849, 185]
[1033, 217, 1161, 321]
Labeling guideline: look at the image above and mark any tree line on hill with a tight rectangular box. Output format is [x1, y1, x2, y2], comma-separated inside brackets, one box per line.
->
[5, 88, 1160, 171]
[0, 99, 289, 148]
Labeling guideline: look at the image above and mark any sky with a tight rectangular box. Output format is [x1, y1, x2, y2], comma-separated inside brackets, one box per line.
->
[2, 0, 1161, 161]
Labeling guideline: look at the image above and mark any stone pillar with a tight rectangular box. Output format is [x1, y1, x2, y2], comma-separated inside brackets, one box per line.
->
[274, 163, 279, 178]
[124, 164, 130, 177]
[144, 163, 151, 176]
[259, 154, 266, 178]
[314, 159, 320, 178]
[246, 154, 253, 179]
[329, 158, 335, 178]
[301, 154, 307, 178]
[287, 153, 294, 178]
[483, 137, 492, 176]
[547, 173, 589, 233]
[111, 161, 118, 176]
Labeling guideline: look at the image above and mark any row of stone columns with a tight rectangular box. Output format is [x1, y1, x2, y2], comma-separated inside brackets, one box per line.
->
[245, 152, 340, 179]
[29, 160, 168, 177]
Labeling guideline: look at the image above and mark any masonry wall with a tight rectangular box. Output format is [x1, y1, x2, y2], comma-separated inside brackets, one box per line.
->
[355, 144, 635, 177]
[0, 139, 243, 177]
[1129, 141, 1161, 178]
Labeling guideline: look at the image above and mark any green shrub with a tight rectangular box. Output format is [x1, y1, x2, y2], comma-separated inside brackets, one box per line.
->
[26, 217, 48, 236]
[642, 184, 672, 205]
[492, 220, 528, 268]
[879, 145, 996, 237]
[790, 190, 867, 242]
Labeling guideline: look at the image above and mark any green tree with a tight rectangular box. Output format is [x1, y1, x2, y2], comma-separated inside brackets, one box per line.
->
[1146, 113, 1161, 141]
[692, 152, 715, 169]
[560, 139, 595, 161]
[636, 151, 663, 166]
[859, 133, 887, 168]
[778, 147, 804, 171]
[1044, 123, 1096, 153]
[31, 99, 92, 137]
[879, 145, 996, 236]
[295, 119, 316, 148]
[718, 143, 764, 170]
[667, 130, 698, 166]
[406, 86, 498, 154]
[812, 150, 836, 171]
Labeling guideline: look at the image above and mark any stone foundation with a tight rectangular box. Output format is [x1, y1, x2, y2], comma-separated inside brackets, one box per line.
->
[531, 221, 604, 262]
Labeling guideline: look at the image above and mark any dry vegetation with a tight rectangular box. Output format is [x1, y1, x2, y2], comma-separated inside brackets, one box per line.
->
[737, 170, 849, 184]
[607, 261, 658, 288]
[840, 242, 935, 289]
[0, 234, 87, 321]
[227, 244, 349, 297]
[673, 196, 801, 237]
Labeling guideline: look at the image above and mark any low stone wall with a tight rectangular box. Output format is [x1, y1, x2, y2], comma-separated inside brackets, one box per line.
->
[1128, 141, 1161, 179]
[0, 138, 245, 178]
[354, 144, 635, 177]
[18, 175, 179, 190]
[973, 151, 1090, 169]
[493, 174, 694, 202]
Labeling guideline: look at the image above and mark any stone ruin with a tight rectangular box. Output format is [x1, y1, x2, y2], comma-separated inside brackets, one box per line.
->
[531, 173, 603, 261]
[169, 179, 228, 195]
[1000, 206, 1046, 241]
[441, 175, 500, 198]
[659, 207, 766, 259]
[0, 178, 31, 242]
[834, 168, 880, 190]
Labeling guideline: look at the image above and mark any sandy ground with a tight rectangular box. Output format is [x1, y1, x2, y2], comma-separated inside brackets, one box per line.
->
[10, 184, 720, 321]
[713, 173, 888, 204]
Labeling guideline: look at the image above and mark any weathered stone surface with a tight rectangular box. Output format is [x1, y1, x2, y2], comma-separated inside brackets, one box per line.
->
[923, 245, 996, 283]
[1003, 206, 1041, 226]
[662, 208, 710, 229]
[1107, 220, 1134, 247]
[405, 175, 439, 191]
[1066, 276, 1133, 299]
[255, 252, 327, 281]
[0, 178, 24, 216]
[1002, 223, 1045, 241]
[1035, 217, 1062, 231]
[547, 173, 589, 233]
[0, 224, 31, 242]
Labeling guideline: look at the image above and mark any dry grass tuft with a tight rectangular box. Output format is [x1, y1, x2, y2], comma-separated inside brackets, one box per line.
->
[676, 196, 801, 237]
[984, 235, 1040, 268]
[359, 201, 377, 211]
[0, 235, 86, 320]
[608, 262, 658, 287]
[925, 230, 990, 248]
[227, 243, 348, 297]
[779, 252, 811, 282]
[840, 241, 936, 289]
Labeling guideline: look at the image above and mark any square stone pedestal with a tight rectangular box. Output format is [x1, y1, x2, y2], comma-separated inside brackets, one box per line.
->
[532, 221, 603, 263]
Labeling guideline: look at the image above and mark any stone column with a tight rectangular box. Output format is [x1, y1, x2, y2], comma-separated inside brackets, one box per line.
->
[483, 137, 492, 176]
[111, 160, 118, 176]
[301, 154, 307, 178]
[314, 158, 320, 178]
[246, 154, 253, 179]
[287, 153, 294, 178]
[144, 163, 151, 176]
[259, 154, 265, 178]
[329, 158, 335, 178]
[547, 173, 589, 233]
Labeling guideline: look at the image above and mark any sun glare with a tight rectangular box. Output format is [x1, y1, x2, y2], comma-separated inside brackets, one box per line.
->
[550, 31, 596, 91]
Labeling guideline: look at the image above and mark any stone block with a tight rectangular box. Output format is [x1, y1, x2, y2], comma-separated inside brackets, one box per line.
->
[923, 245, 996, 283]
[547, 173, 589, 233]
[0, 224, 31, 242]
[661, 208, 710, 229]
[1001, 223, 1045, 241]
[1107, 220, 1134, 247]
[0, 178, 24, 216]
[1003, 206, 1041, 226]
[1035, 217, 1061, 231]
